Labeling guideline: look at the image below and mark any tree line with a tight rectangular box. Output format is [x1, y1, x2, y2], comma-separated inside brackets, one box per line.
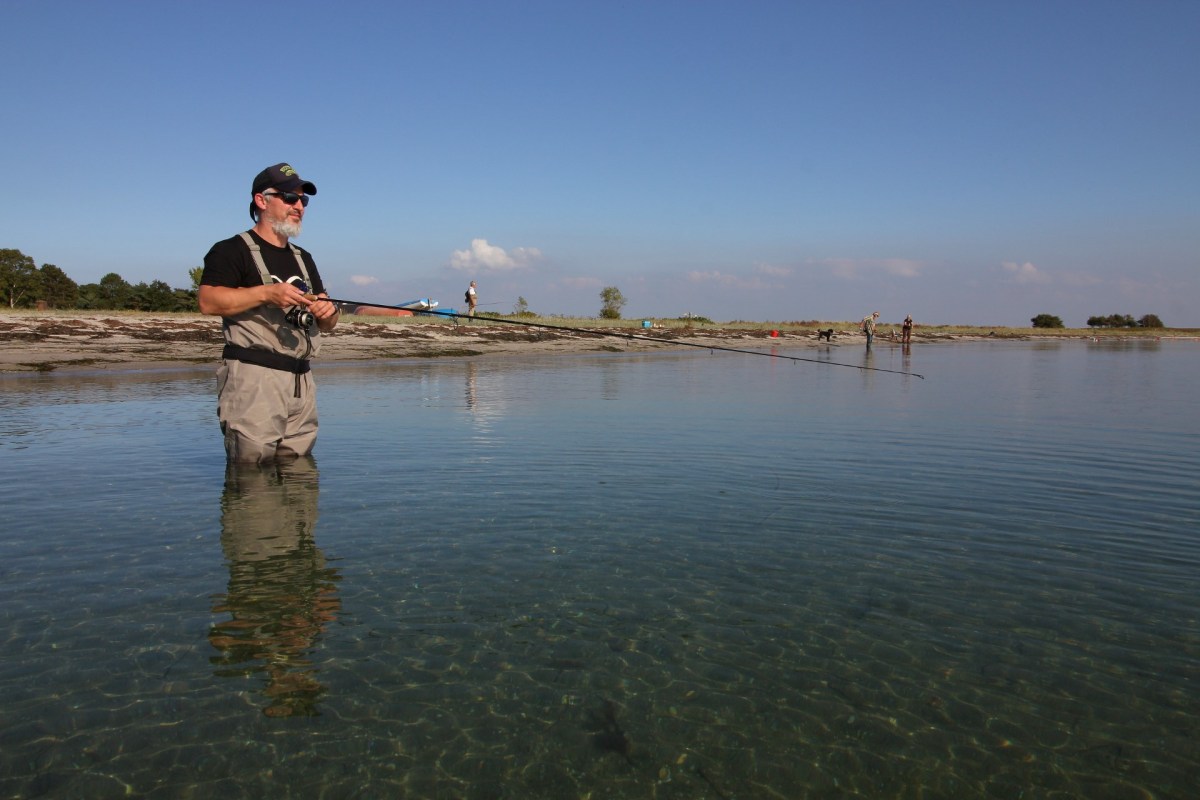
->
[1, 248, 199, 312]
[1085, 313, 1164, 329]
[1031, 313, 1166, 329]
[3, 247, 634, 321]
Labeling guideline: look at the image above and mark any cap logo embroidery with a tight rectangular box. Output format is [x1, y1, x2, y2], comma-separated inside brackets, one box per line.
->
[279, 165, 297, 177]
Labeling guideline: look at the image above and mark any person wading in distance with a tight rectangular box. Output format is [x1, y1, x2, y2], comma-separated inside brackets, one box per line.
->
[465, 280, 478, 320]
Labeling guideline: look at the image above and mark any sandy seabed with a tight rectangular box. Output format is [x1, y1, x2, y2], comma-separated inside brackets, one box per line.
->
[0, 312, 886, 374]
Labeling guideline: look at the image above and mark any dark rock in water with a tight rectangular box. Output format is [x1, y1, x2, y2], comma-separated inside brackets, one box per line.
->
[585, 700, 634, 765]
[593, 729, 630, 758]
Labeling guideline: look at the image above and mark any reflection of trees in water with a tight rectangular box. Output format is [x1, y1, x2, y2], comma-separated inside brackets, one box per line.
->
[209, 458, 342, 717]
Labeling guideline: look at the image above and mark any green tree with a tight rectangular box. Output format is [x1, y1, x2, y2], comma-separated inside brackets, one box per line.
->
[82, 272, 133, 310]
[173, 288, 199, 312]
[1087, 314, 1136, 328]
[130, 280, 177, 311]
[599, 286, 626, 320]
[1138, 314, 1164, 328]
[1, 248, 42, 308]
[189, 266, 204, 291]
[512, 296, 531, 316]
[77, 283, 103, 309]
[1030, 313, 1064, 329]
[39, 263, 79, 308]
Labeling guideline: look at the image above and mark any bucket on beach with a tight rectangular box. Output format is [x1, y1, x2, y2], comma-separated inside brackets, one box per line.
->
[642, 320, 652, 328]
[770, 330, 779, 337]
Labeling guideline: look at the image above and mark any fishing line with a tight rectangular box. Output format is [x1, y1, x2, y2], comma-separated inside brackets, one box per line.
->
[322, 297, 925, 379]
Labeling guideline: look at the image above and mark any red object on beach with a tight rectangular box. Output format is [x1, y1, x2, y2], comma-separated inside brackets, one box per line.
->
[770, 330, 779, 337]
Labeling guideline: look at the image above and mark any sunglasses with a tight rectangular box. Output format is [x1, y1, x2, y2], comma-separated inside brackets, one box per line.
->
[261, 190, 310, 207]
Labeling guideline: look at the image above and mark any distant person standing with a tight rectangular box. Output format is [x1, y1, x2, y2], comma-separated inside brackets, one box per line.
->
[861, 311, 880, 346]
[902, 314, 914, 344]
[465, 281, 478, 319]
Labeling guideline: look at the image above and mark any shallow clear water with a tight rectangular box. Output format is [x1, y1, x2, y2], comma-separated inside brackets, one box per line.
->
[1, 340, 1197, 798]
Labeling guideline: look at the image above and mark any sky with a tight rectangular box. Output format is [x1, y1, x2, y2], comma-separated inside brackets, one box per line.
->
[2, 0, 1197, 327]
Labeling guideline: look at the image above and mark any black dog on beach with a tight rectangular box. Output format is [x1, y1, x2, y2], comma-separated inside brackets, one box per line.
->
[817, 328, 834, 342]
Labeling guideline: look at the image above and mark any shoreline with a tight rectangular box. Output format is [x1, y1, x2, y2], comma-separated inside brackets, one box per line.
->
[0, 311, 841, 374]
[0, 310, 1178, 375]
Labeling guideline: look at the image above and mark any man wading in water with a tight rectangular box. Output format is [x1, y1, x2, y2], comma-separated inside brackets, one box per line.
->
[861, 311, 880, 347]
[199, 162, 340, 463]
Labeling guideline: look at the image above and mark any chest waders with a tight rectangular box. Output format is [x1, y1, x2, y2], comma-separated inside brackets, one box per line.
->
[222, 232, 316, 398]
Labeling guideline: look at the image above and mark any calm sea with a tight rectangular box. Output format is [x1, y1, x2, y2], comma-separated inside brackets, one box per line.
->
[1, 340, 1196, 799]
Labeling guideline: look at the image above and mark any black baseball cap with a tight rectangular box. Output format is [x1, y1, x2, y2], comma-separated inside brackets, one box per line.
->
[251, 162, 317, 196]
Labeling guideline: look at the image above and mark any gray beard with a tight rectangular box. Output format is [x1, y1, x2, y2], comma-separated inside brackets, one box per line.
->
[272, 219, 302, 239]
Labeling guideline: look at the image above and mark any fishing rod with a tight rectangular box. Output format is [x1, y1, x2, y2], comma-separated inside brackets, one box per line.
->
[322, 297, 925, 379]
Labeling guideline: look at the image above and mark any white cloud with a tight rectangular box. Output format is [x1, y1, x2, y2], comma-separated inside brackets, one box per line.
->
[350, 275, 379, 286]
[755, 263, 792, 277]
[810, 258, 923, 280]
[1002, 261, 1049, 284]
[688, 270, 730, 284]
[878, 259, 922, 278]
[687, 270, 771, 290]
[822, 258, 859, 280]
[448, 238, 542, 273]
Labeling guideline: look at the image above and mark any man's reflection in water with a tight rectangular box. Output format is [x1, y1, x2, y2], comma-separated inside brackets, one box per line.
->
[465, 361, 477, 410]
[209, 457, 341, 717]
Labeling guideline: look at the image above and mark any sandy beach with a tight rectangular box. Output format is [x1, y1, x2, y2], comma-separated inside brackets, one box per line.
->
[0, 311, 872, 374]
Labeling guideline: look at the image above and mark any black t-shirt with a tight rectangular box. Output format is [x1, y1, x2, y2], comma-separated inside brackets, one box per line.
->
[201, 230, 326, 295]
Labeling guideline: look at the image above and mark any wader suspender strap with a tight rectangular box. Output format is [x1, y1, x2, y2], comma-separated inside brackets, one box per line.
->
[236, 232, 314, 398]
[237, 232, 311, 288]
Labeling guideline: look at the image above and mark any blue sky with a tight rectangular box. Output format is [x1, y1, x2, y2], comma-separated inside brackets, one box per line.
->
[2, 1, 1196, 326]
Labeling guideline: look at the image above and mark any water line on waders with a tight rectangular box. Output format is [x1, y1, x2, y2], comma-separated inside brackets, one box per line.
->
[316, 297, 926, 380]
